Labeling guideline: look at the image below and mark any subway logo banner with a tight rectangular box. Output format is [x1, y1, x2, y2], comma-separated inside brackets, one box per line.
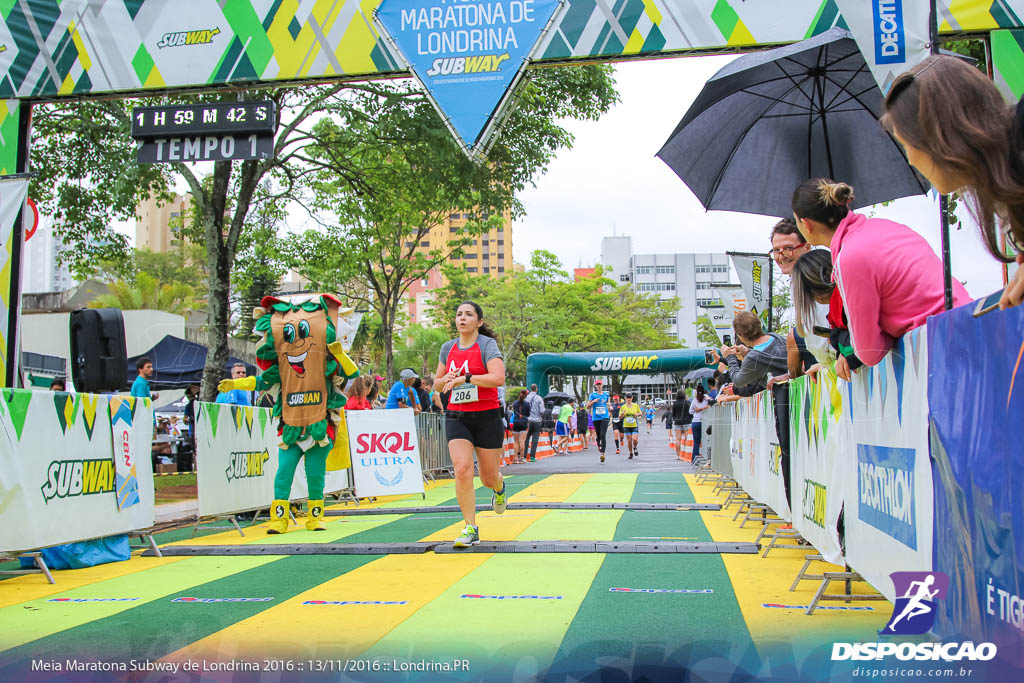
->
[375, 0, 565, 155]
[0, 389, 154, 553]
[194, 402, 350, 518]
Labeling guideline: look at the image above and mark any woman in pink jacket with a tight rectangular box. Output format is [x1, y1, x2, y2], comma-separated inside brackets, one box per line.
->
[791, 179, 971, 378]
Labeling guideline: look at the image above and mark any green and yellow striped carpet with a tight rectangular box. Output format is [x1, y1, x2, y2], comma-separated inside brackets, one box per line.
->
[0, 473, 887, 680]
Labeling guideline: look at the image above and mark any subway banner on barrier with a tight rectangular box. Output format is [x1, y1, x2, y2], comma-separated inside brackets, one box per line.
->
[195, 402, 350, 518]
[834, 0, 931, 92]
[789, 372, 847, 565]
[928, 303, 1024, 673]
[728, 252, 771, 327]
[375, 0, 565, 156]
[843, 326, 932, 601]
[0, 389, 154, 553]
[347, 408, 425, 498]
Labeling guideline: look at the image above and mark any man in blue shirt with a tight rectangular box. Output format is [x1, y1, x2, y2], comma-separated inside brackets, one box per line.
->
[586, 379, 611, 462]
[216, 363, 253, 405]
[385, 368, 421, 410]
[131, 357, 159, 402]
[644, 405, 656, 433]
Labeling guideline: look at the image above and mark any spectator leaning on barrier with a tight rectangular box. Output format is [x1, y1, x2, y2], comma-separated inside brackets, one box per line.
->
[790, 249, 863, 380]
[882, 54, 1024, 310]
[713, 311, 791, 496]
[792, 179, 971, 378]
[386, 369, 421, 410]
[769, 217, 820, 383]
[216, 363, 253, 405]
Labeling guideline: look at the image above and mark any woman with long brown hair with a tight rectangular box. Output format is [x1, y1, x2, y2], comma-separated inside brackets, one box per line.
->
[882, 54, 1024, 309]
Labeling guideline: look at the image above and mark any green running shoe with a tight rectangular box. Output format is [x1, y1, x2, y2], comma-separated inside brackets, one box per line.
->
[491, 484, 507, 514]
[453, 524, 480, 548]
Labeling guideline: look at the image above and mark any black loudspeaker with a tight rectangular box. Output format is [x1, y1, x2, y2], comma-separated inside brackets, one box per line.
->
[69, 308, 127, 393]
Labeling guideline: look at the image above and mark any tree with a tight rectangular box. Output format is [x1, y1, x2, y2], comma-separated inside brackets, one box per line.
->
[287, 66, 618, 381]
[430, 253, 679, 386]
[29, 100, 173, 277]
[392, 324, 450, 378]
[696, 314, 722, 347]
[88, 272, 198, 316]
[95, 245, 209, 300]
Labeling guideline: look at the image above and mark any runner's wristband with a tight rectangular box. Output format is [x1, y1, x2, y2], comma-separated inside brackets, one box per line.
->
[465, 372, 472, 385]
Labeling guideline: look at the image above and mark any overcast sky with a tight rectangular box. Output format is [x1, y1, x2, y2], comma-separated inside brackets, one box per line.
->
[511, 54, 1006, 299]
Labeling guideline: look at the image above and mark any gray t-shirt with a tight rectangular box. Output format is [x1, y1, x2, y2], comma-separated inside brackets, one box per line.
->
[438, 334, 503, 372]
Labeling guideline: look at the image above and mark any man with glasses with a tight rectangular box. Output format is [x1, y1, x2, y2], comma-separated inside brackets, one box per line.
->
[767, 218, 819, 388]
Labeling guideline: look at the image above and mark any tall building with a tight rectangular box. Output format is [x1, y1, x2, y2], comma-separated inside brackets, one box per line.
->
[401, 209, 515, 325]
[600, 236, 733, 347]
[22, 219, 73, 294]
[136, 193, 191, 253]
[412, 209, 514, 277]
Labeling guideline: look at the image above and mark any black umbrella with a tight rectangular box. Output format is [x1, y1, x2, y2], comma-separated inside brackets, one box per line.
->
[657, 27, 928, 218]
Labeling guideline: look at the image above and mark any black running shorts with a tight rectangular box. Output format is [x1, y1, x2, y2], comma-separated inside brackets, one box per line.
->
[622, 426, 638, 434]
[446, 409, 505, 449]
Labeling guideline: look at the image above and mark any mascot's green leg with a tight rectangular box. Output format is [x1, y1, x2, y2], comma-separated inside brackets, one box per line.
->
[266, 444, 303, 534]
[303, 444, 330, 531]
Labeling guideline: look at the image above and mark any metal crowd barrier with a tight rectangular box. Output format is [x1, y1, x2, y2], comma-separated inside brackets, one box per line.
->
[415, 412, 451, 480]
[706, 403, 733, 479]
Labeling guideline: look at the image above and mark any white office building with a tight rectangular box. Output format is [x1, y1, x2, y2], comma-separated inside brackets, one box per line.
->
[601, 235, 733, 347]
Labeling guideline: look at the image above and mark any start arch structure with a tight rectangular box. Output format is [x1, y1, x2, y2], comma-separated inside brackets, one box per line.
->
[526, 348, 712, 396]
[2, 0, 1023, 385]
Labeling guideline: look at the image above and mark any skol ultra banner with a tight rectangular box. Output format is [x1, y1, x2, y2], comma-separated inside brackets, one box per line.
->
[0, 389, 154, 553]
[789, 372, 848, 565]
[195, 401, 350, 518]
[928, 303, 1024, 673]
[347, 407, 425, 498]
[842, 326, 933, 601]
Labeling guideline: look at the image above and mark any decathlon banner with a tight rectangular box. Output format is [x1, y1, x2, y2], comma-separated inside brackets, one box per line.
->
[928, 303, 1024, 667]
[195, 402, 351, 517]
[0, 389, 154, 553]
[842, 327, 932, 601]
[375, 0, 565, 155]
[728, 252, 771, 327]
[348, 408, 425, 498]
[788, 373, 848, 565]
[834, 0, 932, 92]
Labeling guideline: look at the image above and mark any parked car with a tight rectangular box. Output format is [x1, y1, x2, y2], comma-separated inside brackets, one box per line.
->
[654, 398, 667, 406]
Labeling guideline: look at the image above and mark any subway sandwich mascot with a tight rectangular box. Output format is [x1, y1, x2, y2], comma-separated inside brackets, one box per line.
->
[217, 294, 359, 533]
